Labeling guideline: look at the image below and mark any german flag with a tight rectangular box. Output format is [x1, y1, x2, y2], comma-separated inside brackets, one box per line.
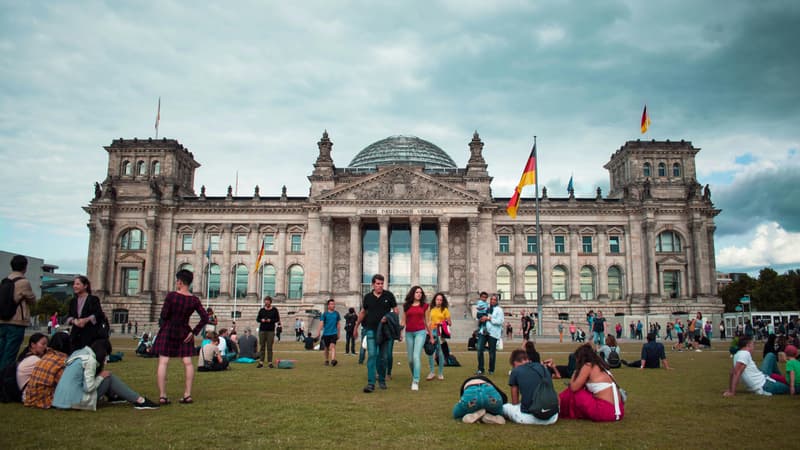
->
[253, 240, 265, 274]
[641, 104, 651, 134]
[506, 143, 536, 219]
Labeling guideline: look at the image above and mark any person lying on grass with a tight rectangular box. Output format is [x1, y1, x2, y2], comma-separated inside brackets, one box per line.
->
[723, 336, 789, 397]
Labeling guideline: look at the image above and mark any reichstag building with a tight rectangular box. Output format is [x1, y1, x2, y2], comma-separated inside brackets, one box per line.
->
[84, 132, 723, 329]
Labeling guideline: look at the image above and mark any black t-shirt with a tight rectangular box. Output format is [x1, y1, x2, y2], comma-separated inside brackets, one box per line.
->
[508, 362, 549, 414]
[641, 341, 666, 368]
[257, 307, 280, 332]
[362, 290, 396, 331]
[593, 317, 606, 333]
[344, 312, 358, 332]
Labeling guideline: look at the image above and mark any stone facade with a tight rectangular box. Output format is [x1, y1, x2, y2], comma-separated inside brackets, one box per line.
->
[84, 133, 722, 330]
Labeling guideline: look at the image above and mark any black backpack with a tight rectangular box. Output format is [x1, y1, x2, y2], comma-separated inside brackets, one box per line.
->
[0, 361, 21, 403]
[607, 348, 621, 368]
[529, 364, 559, 420]
[95, 310, 111, 339]
[0, 277, 23, 321]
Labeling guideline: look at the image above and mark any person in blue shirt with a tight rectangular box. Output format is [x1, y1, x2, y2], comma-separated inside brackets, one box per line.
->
[317, 299, 342, 367]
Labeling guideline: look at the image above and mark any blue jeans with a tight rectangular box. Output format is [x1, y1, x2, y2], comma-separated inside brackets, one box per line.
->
[365, 329, 389, 385]
[405, 330, 427, 383]
[452, 383, 504, 419]
[386, 339, 394, 376]
[477, 334, 497, 373]
[760, 353, 790, 394]
[0, 324, 26, 369]
[427, 329, 444, 376]
[593, 331, 604, 345]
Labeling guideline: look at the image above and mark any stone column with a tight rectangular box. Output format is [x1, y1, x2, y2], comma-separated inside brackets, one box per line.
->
[513, 224, 525, 302]
[597, 226, 609, 301]
[194, 224, 206, 297]
[691, 219, 708, 297]
[220, 224, 232, 300]
[644, 221, 658, 301]
[142, 216, 158, 298]
[540, 225, 552, 302]
[349, 217, 361, 295]
[320, 216, 332, 296]
[275, 224, 287, 300]
[247, 223, 259, 300]
[569, 225, 581, 301]
[379, 217, 390, 279]
[97, 217, 112, 297]
[438, 216, 450, 294]
[467, 217, 480, 296]
[410, 216, 421, 287]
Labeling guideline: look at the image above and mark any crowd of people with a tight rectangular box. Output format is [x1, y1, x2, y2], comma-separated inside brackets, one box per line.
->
[2, 254, 799, 423]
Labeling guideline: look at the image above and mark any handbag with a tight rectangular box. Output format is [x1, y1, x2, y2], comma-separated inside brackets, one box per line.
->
[496, 338, 504, 351]
[439, 322, 451, 339]
[424, 339, 435, 356]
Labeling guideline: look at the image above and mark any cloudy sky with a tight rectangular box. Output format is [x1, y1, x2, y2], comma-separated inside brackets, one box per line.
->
[1, 0, 798, 276]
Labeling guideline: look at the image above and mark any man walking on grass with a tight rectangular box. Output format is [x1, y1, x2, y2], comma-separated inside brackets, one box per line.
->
[317, 299, 341, 367]
[353, 274, 397, 393]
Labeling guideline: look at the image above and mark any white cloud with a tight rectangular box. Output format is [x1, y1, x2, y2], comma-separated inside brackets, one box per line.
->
[534, 24, 566, 47]
[717, 222, 800, 268]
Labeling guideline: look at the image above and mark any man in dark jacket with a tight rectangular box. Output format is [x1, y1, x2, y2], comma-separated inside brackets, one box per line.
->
[353, 274, 397, 393]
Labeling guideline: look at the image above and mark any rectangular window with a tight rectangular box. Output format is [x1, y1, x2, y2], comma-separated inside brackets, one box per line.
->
[263, 235, 275, 251]
[498, 235, 510, 253]
[122, 268, 139, 296]
[609, 236, 620, 253]
[290, 234, 302, 252]
[582, 236, 593, 253]
[210, 234, 220, 251]
[663, 270, 680, 298]
[554, 236, 565, 253]
[181, 234, 193, 252]
[526, 236, 538, 253]
[236, 233, 248, 252]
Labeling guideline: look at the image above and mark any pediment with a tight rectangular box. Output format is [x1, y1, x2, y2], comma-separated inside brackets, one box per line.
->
[579, 227, 596, 235]
[117, 253, 145, 263]
[656, 255, 686, 266]
[496, 225, 513, 234]
[316, 167, 482, 203]
[607, 226, 624, 235]
[551, 226, 569, 235]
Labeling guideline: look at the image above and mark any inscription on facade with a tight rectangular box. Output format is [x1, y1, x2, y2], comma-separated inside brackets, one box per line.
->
[359, 208, 440, 216]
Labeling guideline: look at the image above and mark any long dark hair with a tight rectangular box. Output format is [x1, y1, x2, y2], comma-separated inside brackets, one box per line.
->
[90, 339, 112, 374]
[75, 275, 92, 295]
[403, 286, 426, 312]
[431, 292, 449, 311]
[573, 343, 608, 373]
[18, 333, 48, 362]
[523, 340, 541, 363]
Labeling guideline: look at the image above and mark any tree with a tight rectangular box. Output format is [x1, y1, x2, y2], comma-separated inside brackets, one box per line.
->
[752, 268, 796, 311]
[719, 274, 756, 312]
[31, 293, 68, 323]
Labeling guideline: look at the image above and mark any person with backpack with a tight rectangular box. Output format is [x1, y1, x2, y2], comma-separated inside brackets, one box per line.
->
[558, 344, 625, 422]
[0, 255, 37, 370]
[598, 334, 622, 369]
[503, 348, 559, 425]
[65, 276, 105, 351]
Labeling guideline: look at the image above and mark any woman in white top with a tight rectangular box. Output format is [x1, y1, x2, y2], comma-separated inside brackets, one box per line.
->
[559, 344, 624, 422]
[16, 333, 49, 402]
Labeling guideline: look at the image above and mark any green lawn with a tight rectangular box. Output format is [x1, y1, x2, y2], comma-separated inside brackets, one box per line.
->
[3, 337, 796, 449]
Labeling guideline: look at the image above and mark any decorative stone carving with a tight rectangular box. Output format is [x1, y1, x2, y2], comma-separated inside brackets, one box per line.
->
[319, 167, 481, 202]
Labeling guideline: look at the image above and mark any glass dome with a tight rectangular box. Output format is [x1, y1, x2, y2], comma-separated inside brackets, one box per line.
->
[348, 135, 457, 169]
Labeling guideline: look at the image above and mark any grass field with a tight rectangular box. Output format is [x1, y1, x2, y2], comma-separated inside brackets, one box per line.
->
[2, 336, 796, 449]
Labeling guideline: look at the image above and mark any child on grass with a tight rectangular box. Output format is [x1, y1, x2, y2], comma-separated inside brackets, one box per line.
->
[785, 345, 799, 395]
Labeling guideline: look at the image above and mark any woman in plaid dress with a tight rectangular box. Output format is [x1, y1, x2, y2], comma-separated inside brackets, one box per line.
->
[154, 269, 209, 405]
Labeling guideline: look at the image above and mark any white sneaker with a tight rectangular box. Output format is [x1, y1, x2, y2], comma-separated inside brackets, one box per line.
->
[411, 381, 419, 391]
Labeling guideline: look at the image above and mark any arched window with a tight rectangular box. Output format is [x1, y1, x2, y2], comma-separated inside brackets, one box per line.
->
[152, 161, 161, 176]
[608, 266, 623, 300]
[120, 229, 146, 250]
[656, 231, 682, 252]
[643, 162, 651, 178]
[207, 264, 220, 298]
[495, 266, 512, 300]
[658, 162, 666, 177]
[524, 265, 538, 301]
[122, 160, 132, 176]
[261, 264, 276, 298]
[552, 266, 568, 300]
[137, 160, 147, 176]
[579, 266, 595, 300]
[288, 265, 304, 299]
[234, 264, 248, 299]
[672, 162, 681, 177]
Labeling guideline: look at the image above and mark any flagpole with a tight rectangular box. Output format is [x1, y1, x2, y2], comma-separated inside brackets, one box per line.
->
[533, 136, 543, 336]
[206, 237, 211, 309]
[233, 265, 237, 323]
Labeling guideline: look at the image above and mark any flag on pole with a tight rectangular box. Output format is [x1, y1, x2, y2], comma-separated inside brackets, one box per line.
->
[253, 240, 265, 274]
[206, 238, 212, 260]
[567, 175, 574, 194]
[155, 97, 161, 137]
[640, 104, 650, 134]
[506, 143, 537, 219]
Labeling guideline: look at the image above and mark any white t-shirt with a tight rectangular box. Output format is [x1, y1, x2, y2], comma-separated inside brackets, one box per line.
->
[218, 336, 228, 354]
[733, 350, 765, 392]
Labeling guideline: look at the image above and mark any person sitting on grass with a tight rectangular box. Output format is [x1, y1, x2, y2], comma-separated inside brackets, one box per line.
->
[237, 328, 258, 360]
[558, 344, 624, 422]
[622, 332, 672, 370]
[453, 375, 507, 424]
[198, 332, 229, 372]
[52, 339, 159, 410]
[502, 349, 558, 425]
[598, 334, 621, 369]
[303, 332, 318, 350]
[24, 331, 71, 409]
[218, 328, 238, 362]
[784, 345, 800, 395]
[723, 336, 789, 397]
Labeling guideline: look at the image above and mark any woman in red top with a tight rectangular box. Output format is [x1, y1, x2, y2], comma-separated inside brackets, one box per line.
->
[153, 269, 209, 405]
[400, 286, 433, 392]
